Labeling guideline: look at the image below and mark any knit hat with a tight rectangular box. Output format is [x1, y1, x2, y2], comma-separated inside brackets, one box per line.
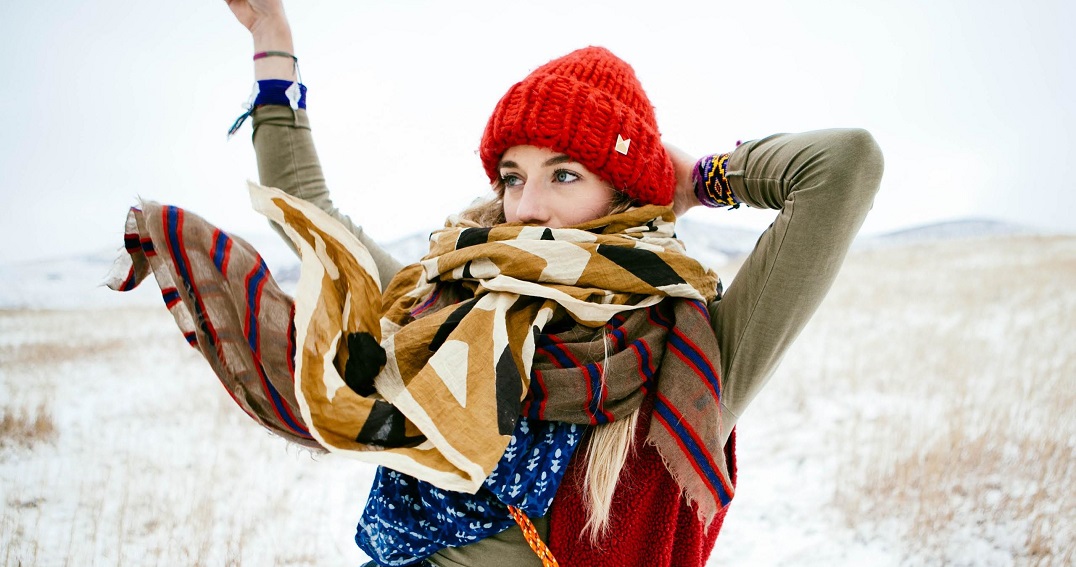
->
[479, 47, 675, 206]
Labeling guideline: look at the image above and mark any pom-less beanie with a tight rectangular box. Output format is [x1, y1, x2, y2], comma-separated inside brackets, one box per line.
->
[479, 47, 675, 206]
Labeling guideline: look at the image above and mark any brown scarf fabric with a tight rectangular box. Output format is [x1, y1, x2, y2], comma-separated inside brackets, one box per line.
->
[109, 182, 735, 522]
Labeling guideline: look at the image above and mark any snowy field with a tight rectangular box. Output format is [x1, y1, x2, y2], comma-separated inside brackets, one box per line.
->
[1, 233, 1073, 566]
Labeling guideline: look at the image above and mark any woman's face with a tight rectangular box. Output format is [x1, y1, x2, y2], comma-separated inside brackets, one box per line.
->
[499, 145, 617, 228]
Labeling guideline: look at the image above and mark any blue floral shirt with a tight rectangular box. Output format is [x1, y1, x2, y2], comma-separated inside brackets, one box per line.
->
[356, 417, 583, 566]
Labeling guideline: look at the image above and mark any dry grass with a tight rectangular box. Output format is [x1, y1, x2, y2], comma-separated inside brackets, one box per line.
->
[0, 403, 55, 448]
[2, 237, 1073, 566]
[821, 236, 1076, 565]
[0, 305, 368, 566]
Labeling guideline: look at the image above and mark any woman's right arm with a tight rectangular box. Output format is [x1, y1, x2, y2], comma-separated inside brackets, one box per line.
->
[705, 129, 884, 445]
[225, 0, 404, 289]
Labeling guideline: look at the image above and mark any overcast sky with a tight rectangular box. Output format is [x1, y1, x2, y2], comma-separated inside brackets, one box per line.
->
[1, 0, 1073, 265]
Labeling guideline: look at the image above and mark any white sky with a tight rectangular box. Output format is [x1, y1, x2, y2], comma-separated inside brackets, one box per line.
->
[1, 0, 1073, 264]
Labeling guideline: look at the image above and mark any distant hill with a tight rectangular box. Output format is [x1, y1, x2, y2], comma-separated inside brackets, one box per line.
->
[0, 218, 1052, 310]
[862, 218, 1041, 248]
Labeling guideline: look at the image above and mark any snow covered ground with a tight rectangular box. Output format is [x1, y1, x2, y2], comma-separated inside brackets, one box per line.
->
[1, 230, 1073, 566]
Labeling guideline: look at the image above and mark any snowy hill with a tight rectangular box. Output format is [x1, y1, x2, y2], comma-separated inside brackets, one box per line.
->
[860, 218, 1042, 248]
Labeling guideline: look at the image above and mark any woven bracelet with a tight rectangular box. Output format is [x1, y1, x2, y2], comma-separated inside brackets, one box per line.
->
[253, 50, 298, 62]
[692, 153, 740, 208]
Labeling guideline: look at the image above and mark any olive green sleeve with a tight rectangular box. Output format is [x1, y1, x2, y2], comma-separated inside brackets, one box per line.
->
[250, 105, 404, 289]
[427, 517, 546, 567]
[710, 129, 884, 444]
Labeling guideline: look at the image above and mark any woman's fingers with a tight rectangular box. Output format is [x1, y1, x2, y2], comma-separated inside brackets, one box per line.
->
[224, 0, 257, 31]
[224, 0, 288, 34]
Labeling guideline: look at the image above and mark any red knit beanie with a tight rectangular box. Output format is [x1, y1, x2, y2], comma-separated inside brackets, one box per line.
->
[479, 47, 675, 206]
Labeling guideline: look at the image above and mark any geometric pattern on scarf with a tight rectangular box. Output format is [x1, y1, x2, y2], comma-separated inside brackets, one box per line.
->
[246, 182, 725, 496]
[107, 183, 733, 523]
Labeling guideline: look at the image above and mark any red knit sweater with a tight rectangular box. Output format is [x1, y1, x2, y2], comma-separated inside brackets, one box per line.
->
[548, 397, 737, 567]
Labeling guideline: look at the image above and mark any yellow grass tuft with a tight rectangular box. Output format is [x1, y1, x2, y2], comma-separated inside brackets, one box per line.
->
[0, 402, 56, 448]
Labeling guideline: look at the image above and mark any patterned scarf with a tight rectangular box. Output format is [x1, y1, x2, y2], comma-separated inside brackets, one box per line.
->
[108, 182, 735, 527]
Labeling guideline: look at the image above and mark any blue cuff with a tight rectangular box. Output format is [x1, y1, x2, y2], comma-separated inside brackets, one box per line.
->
[254, 79, 307, 109]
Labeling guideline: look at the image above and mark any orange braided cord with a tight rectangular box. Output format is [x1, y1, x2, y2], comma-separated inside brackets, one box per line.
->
[507, 505, 560, 567]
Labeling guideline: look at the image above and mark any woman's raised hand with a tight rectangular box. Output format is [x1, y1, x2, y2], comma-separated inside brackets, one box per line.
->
[225, 0, 287, 35]
[666, 143, 700, 217]
[224, 0, 295, 80]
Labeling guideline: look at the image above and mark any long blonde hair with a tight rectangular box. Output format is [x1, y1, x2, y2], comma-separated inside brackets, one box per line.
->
[461, 185, 640, 544]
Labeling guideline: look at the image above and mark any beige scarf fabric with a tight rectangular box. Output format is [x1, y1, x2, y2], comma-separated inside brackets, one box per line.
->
[249, 183, 722, 493]
[109, 183, 733, 516]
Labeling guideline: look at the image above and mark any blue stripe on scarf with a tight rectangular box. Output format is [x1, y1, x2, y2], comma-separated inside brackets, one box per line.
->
[164, 206, 217, 347]
[161, 287, 181, 308]
[525, 369, 548, 420]
[244, 261, 268, 352]
[653, 394, 732, 506]
[668, 330, 722, 401]
[123, 233, 140, 252]
[118, 267, 137, 292]
[537, 337, 575, 369]
[242, 259, 311, 438]
[584, 362, 612, 425]
[212, 230, 230, 273]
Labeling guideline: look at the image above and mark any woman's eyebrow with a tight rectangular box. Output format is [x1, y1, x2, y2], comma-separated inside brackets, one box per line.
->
[499, 154, 574, 169]
[543, 154, 573, 167]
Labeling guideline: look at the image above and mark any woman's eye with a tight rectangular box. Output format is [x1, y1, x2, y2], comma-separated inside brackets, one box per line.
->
[553, 170, 580, 183]
[500, 173, 523, 188]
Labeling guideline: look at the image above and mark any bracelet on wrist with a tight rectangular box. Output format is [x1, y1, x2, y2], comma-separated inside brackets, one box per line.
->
[253, 50, 297, 62]
[692, 153, 740, 209]
[227, 79, 307, 139]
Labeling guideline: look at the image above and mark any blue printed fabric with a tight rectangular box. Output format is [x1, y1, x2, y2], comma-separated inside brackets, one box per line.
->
[356, 417, 583, 566]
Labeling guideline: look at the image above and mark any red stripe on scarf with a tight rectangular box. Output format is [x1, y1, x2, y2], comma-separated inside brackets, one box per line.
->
[243, 261, 310, 438]
[123, 233, 140, 252]
[653, 392, 734, 504]
[668, 328, 722, 403]
[529, 368, 549, 420]
[211, 229, 233, 276]
[118, 267, 137, 292]
[162, 207, 221, 348]
[161, 287, 182, 308]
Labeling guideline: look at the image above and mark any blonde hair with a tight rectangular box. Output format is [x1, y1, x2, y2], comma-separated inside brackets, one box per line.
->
[461, 184, 640, 544]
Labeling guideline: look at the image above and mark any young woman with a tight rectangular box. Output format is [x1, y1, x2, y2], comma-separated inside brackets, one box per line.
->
[159, 1, 883, 565]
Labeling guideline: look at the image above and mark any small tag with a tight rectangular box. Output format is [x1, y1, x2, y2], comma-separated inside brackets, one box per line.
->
[227, 82, 261, 139]
[285, 82, 301, 110]
[245, 82, 260, 109]
[615, 134, 631, 155]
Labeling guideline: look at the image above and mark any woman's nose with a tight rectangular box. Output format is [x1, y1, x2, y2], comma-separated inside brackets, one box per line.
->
[513, 182, 549, 224]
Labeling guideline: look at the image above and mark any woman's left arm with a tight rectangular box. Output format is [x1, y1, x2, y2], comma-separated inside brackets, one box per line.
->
[673, 130, 884, 445]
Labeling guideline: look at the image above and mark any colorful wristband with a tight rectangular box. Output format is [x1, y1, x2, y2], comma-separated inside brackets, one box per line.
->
[692, 153, 740, 208]
[253, 79, 307, 109]
[227, 80, 308, 139]
[253, 51, 298, 62]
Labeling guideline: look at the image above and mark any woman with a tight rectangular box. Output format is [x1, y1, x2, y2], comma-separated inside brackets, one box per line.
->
[196, 1, 884, 565]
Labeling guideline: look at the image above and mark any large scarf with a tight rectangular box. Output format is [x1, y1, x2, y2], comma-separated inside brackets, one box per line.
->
[108, 182, 735, 524]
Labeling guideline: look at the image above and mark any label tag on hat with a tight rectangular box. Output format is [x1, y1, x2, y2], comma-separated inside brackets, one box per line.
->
[615, 134, 631, 155]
